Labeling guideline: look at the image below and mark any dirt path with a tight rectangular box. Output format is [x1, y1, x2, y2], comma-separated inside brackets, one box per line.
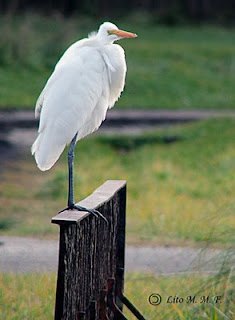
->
[0, 236, 233, 275]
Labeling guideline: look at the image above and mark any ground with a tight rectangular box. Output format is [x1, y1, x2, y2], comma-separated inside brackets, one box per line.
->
[0, 113, 234, 319]
[0, 114, 234, 247]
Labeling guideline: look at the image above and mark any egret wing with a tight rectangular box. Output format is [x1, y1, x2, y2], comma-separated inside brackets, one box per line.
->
[32, 44, 107, 171]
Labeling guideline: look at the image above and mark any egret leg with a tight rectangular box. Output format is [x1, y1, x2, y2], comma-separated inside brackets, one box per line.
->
[59, 133, 108, 224]
[67, 133, 77, 208]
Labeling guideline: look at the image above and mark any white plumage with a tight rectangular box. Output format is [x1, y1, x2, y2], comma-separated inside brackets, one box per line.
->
[32, 22, 137, 171]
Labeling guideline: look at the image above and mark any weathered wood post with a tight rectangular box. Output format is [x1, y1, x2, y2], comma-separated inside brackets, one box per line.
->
[52, 180, 127, 319]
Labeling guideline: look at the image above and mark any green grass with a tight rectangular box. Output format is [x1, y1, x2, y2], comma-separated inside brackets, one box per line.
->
[0, 118, 234, 246]
[0, 273, 56, 319]
[0, 13, 235, 109]
[0, 271, 234, 319]
[124, 271, 234, 320]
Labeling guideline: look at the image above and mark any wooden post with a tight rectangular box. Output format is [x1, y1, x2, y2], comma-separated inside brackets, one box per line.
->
[52, 180, 126, 320]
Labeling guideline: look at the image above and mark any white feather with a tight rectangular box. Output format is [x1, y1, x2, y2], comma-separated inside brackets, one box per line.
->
[32, 22, 129, 171]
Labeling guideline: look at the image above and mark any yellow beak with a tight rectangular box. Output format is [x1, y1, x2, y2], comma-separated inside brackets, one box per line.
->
[109, 29, 137, 38]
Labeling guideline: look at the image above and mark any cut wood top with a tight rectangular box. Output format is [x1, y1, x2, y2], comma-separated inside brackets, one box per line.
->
[51, 180, 126, 225]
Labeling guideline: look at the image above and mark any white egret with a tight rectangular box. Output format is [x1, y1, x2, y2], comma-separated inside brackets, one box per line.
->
[31, 22, 137, 219]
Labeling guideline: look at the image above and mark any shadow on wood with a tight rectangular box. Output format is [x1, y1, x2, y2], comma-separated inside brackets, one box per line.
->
[52, 180, 146, 320]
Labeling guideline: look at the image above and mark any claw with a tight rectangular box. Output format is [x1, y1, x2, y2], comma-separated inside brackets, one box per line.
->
[59, 204, 108, 224]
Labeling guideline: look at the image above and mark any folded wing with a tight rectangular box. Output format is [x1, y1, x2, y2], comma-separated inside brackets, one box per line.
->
[32, 44, 108, 171]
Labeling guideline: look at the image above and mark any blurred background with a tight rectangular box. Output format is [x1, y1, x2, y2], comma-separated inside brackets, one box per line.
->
[1, 0, 235, 20]
[0, 1, 234, 319]
[0, 0, 235, 108]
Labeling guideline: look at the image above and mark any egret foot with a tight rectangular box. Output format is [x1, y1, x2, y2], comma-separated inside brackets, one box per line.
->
[59, 204, 108, 224]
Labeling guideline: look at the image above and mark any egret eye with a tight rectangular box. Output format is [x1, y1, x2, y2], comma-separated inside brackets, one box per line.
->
[108, 30, 116, 36]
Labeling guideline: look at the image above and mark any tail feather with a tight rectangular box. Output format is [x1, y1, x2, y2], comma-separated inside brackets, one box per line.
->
[31, 130, 66, 171]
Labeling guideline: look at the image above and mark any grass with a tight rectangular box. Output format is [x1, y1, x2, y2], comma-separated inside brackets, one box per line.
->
[0, 270, 234, 319]
[0, 13, 235, 109]
[124, 271, 234, 320]
[0, 118, 234, 246]
[0, 272, 56, 319]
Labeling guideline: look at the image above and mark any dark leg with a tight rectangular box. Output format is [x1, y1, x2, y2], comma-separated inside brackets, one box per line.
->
[67, 132, 77, 208]
[59, 133, 108, 223]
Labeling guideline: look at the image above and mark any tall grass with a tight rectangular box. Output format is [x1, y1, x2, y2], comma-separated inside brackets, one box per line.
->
[0, 268, 234, 319]
[124, 269, 234, 319]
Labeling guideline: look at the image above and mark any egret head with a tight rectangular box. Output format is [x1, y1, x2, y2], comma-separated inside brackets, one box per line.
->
[97, 22, 137, 44]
